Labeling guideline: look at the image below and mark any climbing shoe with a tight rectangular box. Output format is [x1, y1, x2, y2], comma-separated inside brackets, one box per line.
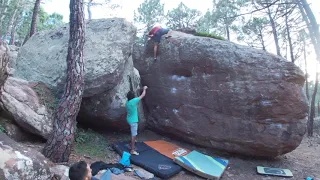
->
[131, 150, 139, 155]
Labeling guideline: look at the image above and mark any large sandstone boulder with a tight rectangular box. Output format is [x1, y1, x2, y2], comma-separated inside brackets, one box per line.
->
[14, 18, 146, 129]
[133, 31, 308, 157]
[0, 77, 53, 139]
[15, 18, 136, 97]
[79, 57, 146, 129]
[0, 133, 53, 180]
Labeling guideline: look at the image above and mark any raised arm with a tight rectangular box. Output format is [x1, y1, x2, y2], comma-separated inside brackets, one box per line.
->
[139, 86, 148, 100]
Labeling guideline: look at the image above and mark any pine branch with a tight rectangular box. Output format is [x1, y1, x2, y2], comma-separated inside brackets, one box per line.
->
[228, 0, 281, 18]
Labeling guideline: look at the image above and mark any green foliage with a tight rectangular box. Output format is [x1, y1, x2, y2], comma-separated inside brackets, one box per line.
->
[133, 0, 164, 31]
[242, 17, 269, 35]
[133, 0, 164, 44]
[75, 128, 108, 158]
[238, 17, 269, 49]
[211, 0, 248, 39]
[18, 7, 64, 35]
[195, 32, 225, 40]
[38, 11, 64, 31]
[166, 2, 202, 30]
[0, 124, 5, 133]
[1, 0, 64, 45]
[196, 10, 213, 33]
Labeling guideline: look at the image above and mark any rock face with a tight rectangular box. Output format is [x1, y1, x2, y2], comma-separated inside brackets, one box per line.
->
[133, 31, 308, 157]
[7, 45, 19, 69]
[3, 121, 37, 142]
[0, 77, 53, 139]
[79, 58, 146, 129]
[14, 18, 146, 129]
[0, 133, 53, 180]
[15, 18, 136, 98]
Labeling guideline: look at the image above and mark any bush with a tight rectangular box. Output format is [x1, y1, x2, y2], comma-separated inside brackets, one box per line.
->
[195, 32, 225, 40]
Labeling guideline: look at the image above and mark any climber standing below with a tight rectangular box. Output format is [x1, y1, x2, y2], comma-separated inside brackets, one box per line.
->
[126, 86, 148, 155]
[146, 26, 172, 61]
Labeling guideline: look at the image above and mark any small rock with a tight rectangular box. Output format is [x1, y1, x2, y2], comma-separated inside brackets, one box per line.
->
[134, 168, 154, 179]
[50, 165, 69, 180]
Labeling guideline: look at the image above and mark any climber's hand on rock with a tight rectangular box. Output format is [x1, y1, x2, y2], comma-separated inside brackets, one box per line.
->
[143, 86, 148, 90]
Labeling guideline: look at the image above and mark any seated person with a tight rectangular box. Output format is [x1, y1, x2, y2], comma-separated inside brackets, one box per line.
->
[69, 161, 99, 180]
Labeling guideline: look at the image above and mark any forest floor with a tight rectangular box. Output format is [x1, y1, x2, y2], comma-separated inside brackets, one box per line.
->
[25, 119, 320, 180]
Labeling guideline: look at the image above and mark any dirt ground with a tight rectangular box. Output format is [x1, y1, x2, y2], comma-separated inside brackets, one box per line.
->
[24, 120, 320, 180]
[70, 128, 320, 180]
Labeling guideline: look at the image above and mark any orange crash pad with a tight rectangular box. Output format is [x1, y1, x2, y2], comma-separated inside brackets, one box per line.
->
[144, 140, 190, 159]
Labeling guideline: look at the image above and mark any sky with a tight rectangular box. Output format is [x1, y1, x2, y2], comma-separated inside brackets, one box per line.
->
[43, 0, 214, 22]
[43, 0, 320, 79]
[43, 0, 319, 23]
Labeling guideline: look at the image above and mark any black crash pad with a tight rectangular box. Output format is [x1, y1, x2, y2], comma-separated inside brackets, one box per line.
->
[113, 142, 182, 179]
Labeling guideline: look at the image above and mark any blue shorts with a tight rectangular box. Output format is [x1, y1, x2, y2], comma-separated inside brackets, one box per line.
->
[130, 123, 138, 137]
[152, 28, 169, 43]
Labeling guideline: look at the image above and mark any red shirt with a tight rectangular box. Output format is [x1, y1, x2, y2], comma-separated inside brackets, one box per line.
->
[148, 26, 161, 35]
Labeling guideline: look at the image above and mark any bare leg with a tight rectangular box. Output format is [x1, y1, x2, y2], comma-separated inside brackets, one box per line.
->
[131, 136, 136, 152]
[154, 43, 158, 59]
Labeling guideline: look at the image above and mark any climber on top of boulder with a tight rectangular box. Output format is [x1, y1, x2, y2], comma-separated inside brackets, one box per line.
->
[146, 26, 172, 61]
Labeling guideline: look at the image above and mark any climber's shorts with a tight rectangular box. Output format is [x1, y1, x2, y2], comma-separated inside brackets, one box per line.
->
[153, 28, 169, 43]
[130, 123, 138, 137]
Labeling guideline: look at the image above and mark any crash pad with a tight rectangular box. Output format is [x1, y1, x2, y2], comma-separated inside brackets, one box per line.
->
[113, 142, 182, 179]
[174, 150, 228, 179]
[144, 140, 190, 159]
[256, 166, 293, 177]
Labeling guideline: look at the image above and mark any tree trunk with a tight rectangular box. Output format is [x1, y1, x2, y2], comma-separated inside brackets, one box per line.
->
[267, 7, 281, 57]
[0, 45, 9, 88]
[318, 101, 320, 115]
[299, 0, 320, 46]
[29, 0, 41, 37]
[285, 5, 294, 63]
[42, 0, 85, 163]
[259, 29, 266, 51]
[297, 0, 320, 58]
[0, 0, 11, 22]
[308, 71, 319, 137]
[9, 16, 18, 45]
[304, 39, 309, 100]
[22, 32, 30, 45]
[0, 0, 12, 39]
[297, 1, 320, 134]
[226, 25, 230, 41]
[87, 0, 92, 20]
[4, 8, 18, 42]
[261, 36, 266, 51]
